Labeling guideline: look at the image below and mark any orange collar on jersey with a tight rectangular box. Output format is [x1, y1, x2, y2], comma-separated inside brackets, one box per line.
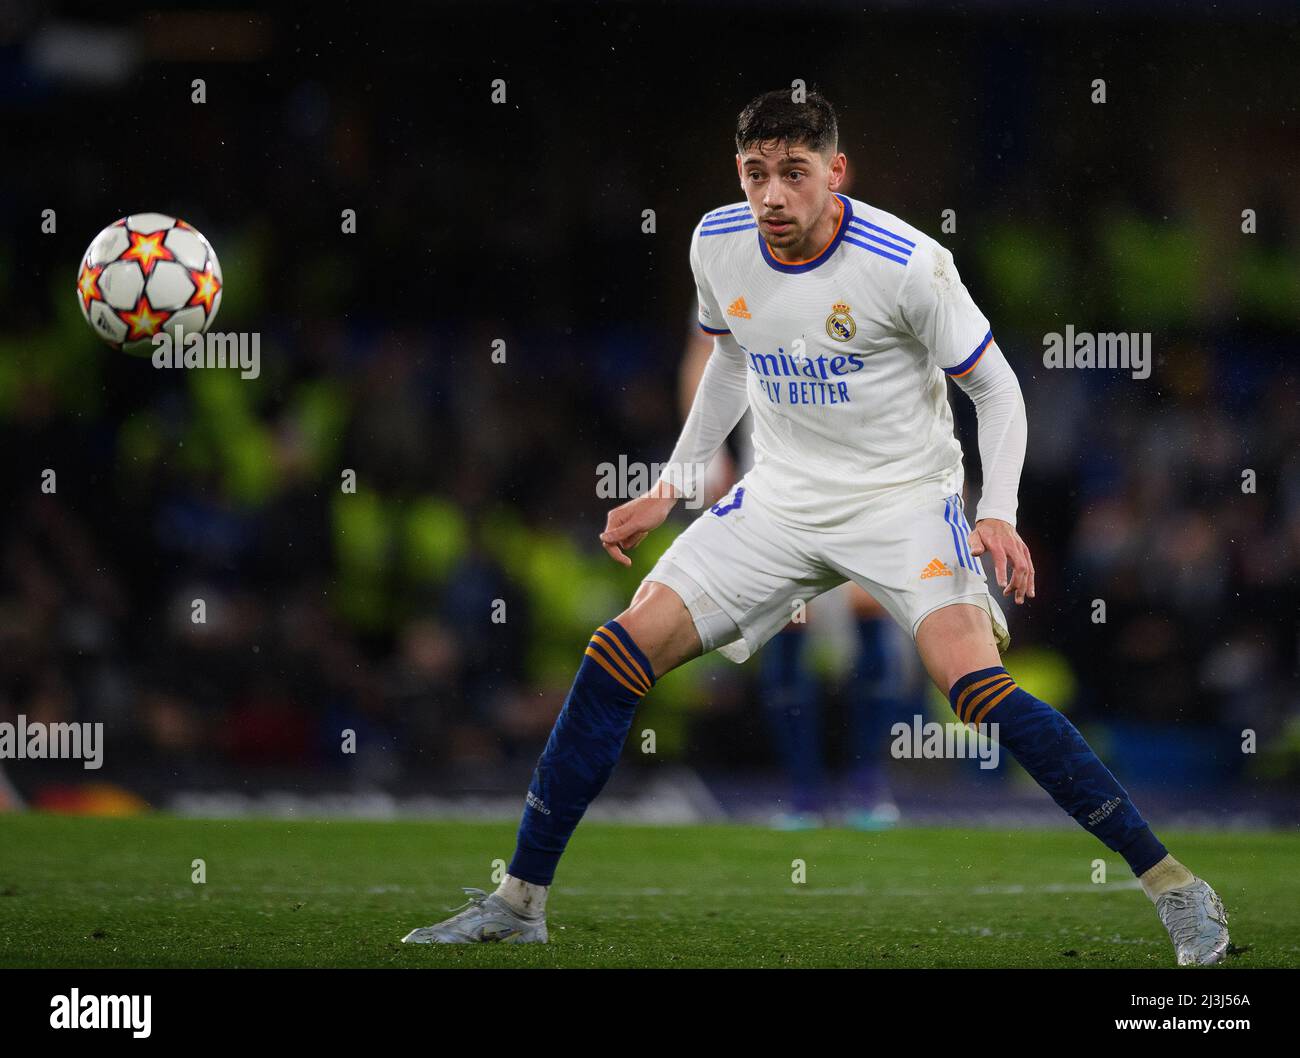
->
[759, 194, 852, 274]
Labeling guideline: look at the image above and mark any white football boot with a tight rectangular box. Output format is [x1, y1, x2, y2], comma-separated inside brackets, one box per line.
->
[1155, 878, 1230, 966]
[402, 887, 548, 944]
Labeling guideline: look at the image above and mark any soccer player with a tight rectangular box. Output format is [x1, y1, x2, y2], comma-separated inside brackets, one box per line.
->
[404, 89, 1230, 965]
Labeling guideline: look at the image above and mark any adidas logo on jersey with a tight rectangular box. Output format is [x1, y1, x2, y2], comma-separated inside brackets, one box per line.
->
[920, 558, 954, 579]
[726, 296, 751, 319]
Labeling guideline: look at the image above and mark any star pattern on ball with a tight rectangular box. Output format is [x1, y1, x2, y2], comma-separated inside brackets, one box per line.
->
[77, 262, 104, 312]
[120, 293, 172, 341]
[187, 262, 221, 315]
[120, 230, 175, 276]
[79, 215, 222, 354]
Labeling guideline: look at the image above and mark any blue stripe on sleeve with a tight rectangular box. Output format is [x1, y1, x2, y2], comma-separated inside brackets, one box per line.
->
[846, 219, 914, 257]
[842, 235, 910, 265]
[700, 222, 757, 236]
[943, 330, 994, 377]
[847, 217, 917, 248]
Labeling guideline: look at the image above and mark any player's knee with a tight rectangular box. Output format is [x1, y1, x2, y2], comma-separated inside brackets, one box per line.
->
[916, 601, 1001, 692]
[613, 582, 702, 678]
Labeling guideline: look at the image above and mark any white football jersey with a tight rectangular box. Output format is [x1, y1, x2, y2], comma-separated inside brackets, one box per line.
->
[690, 192, 994, 528]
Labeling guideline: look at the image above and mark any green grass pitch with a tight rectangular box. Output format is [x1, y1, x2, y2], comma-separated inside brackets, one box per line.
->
[1, 814, 1295, 968]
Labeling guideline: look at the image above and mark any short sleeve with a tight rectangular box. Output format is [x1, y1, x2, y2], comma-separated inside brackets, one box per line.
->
[897, 237, 993, 377]
[690, 225, 729, 335]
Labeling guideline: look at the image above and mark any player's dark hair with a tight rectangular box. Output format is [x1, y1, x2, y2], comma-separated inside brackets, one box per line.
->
[735, 89, 838, 157]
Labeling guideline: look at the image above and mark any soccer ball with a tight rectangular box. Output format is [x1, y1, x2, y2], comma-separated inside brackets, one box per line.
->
[76, 213, 222, 355]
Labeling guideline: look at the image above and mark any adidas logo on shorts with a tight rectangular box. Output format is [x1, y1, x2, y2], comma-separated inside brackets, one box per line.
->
[920, 558, 954, 579]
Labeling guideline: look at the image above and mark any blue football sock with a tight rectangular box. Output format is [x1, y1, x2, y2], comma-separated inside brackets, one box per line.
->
[846, 618, 900, 806]
[759, 626, 824, 813]
[948, 666, 1167, 876]
[507, 620, 655, 886]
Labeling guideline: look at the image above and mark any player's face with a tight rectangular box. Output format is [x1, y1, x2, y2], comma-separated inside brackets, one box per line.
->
[736, 141, 846, 256]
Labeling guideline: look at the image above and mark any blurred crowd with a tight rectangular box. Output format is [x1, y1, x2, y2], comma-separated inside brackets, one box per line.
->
[0, 7, 1297, 794]
[1, 227, 1296, 790]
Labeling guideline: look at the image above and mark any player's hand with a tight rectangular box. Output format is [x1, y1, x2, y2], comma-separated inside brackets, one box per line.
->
[968, 518, 1035, 605]
[599, 487, 679, 566]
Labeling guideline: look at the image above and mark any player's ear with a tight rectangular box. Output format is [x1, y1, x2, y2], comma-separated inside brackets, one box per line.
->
[735, 153, 744, 188]
[826, 152, 847, 191]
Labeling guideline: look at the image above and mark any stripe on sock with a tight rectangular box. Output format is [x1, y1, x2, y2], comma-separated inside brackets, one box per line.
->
[954, 673, 1013, 723]
[602, 620, 657, 686]
[588, 632, 650, 695]
[971, 682, 1018, 726]
[583, 646, 644, 696]
[591, 627, 652, 692]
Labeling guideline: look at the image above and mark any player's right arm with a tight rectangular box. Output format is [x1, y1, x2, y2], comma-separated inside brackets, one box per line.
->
[599, 224, 751, 566]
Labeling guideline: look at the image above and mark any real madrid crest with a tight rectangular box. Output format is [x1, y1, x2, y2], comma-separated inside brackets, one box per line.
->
[825, 301, 856, 343]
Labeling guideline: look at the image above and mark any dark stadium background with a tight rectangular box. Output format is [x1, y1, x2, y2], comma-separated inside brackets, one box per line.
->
[0, 2, 1297, 824]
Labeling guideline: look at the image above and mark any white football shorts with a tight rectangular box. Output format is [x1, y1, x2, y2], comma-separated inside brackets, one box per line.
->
[644, 481, 1009, 664]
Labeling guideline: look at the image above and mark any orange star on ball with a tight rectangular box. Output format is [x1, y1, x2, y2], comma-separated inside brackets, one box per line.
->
[120, 294, 172, 341]
[120, 230, 175, 276]
[187, 262, 221, 314]
[77, 262, 104, 312]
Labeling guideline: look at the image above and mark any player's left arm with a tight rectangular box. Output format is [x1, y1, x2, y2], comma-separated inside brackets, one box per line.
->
[897, 238, 1034, 604]
[949, 344, 1033, 604]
